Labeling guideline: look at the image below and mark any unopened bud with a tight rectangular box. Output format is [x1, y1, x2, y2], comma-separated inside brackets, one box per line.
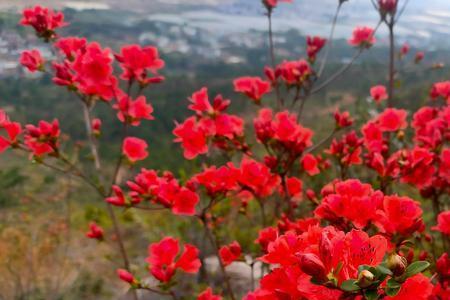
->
[358, 270, 375, 288]
[387, 253, 408, 277]
[298, 253, 327, 280]
[117, 269, 137, 285]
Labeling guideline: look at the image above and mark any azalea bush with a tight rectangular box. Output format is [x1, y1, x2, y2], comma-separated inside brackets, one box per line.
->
[1, 1, 449, 299]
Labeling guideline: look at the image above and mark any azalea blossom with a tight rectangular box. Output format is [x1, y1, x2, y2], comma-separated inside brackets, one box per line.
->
[20, 49, 44, 72]
[198, 288, 222, 300]
[122, 137, 148, 162]
[233, 76, 271, 104]
[432, 210, 450, 236]
[370, 85, 388, 103]
[306, 36, 327, 63]
[219, 241, 242, 266]
[348, 26, 376, 48]
[85, 222, 104, 240]
[146, 237, 201, 282]
[115, 44, 165, 85]
[20, 5, 66, 40]
[24, 119, 60, 156]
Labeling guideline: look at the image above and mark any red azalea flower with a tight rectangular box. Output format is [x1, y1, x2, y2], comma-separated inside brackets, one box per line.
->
[115, 44, 164, 85]
[432, 210, 450, 236]
[24, 119, 60, 156]
[146, 237, 201, 282]
[20, 49, 44, 72]
[188, 88, 230, 116]
[122, 137, 148, 162]
[343, 230, 388, 279]
[54, 37, 87, 60]
[439, 148, 450, 182]
[219, 241, 242, 266]
[301, 154, 320, 176]
[86, 222, 104, 240]
[285, 176, 303, 200]
[306, 36, 327, 63]
[375, 195, 423, 236]
[173, 116, 208, 159]
[315, 179, 384, 229]
[399, 147, 436, 188]
[430, 81, 450, 104]
[198, 288, 222, 300]
[385, 274, 433, 300]
[171, 187, 199, 216]
[193, 165, 239, 196]
[233, 76, 271, 104]
[106, 185, 128, 206]
[370, 85, 388, 103]
[20, 6, 66, 40]
[0, 120, 22, 154]
[276, 59, 312, 86]
[52, 61, 76, 87]
[255, 227, 278, 253]
[362, 121, 384, 153]
[114, 95, 154, 126]
[348, 26, 376, 48]
[72, 42, 116, 101]
[334, 110, 353, 128]
[238, 157, 281, 197]
[436, 253, 450, 277]
[376, 108, 408, 132]
[327, 131, 363, 166]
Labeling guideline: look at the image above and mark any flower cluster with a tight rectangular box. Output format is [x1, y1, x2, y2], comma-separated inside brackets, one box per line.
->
[173, 88, 246, 159]
[2, 4, 447, 300]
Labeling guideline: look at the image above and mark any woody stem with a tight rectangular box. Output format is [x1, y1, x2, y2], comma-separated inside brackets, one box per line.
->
[81, 102, 136, 300]
[202, 220, 236, 300]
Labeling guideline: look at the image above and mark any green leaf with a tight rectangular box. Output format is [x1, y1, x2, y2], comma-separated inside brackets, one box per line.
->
[386, 286, 401, 297]
[377, 265, 393, 276]
[387, 278, 401, 289]
[404, 261, 430, 278]
[364, 289, 379, 300]
[341, 280, 360, 292]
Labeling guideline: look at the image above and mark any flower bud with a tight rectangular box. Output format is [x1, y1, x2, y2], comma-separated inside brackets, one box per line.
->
[117, 269, 137, 284]
[378, 0, 398, 15]
[298, 253, 327, 280]
[436, 253, 450, 277]
[415, 52, 424, 64]
[387, 253, 408, 277]
[358, 270, 375, 288]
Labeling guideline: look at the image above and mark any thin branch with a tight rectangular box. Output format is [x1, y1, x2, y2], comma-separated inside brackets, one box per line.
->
[395, 0, 410, 24]
[82, 103, 101, 170]
[79, 98, 136, 300]
[387, 21, 395, 107]
[202, 219, 236, 300]
[305, 128, 339, 154]
[317, 3, 342, 78]
[267, 11, 282, 109]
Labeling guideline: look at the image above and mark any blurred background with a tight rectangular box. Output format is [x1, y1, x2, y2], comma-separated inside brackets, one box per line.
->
[0, 0, 449, 299]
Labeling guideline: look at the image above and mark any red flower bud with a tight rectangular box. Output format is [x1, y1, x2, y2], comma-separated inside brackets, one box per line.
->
[117, 269, 136, 284]
[298, 253, 327, 280]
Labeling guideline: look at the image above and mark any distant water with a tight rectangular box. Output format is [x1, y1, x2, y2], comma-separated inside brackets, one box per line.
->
[147, 0, 450, 47]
